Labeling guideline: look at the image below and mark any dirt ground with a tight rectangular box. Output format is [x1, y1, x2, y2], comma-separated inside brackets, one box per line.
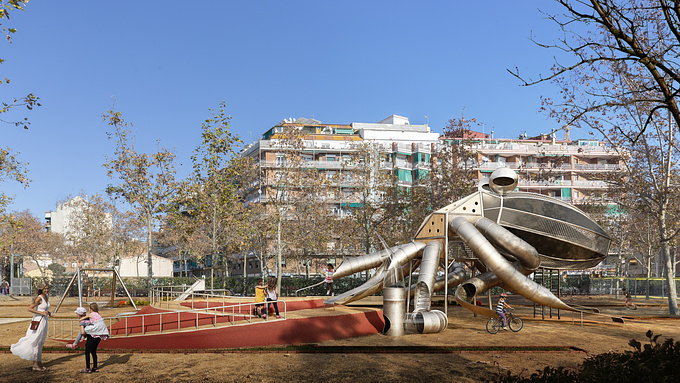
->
[1, 294, 678, 383]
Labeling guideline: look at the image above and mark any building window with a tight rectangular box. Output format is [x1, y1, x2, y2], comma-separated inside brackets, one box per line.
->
[276, 154, 285, 166]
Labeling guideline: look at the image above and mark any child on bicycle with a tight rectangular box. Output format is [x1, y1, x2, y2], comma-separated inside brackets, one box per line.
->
[495, 292, 513, 331]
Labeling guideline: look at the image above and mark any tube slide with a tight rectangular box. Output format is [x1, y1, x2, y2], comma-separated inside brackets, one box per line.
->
[451, 217, 623, 322]
[324, 242, 426, 305]
[413, 241, 442, 312]
[333, 242, 425, 280]
[450, 216, 574, 312]
[405, 241, 448, 334]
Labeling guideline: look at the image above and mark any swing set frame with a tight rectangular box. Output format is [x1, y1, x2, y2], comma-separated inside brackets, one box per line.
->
[53, 267, 138, 313]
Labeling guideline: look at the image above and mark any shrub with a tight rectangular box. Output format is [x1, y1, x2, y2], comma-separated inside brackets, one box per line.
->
[492, 331, 680, 383]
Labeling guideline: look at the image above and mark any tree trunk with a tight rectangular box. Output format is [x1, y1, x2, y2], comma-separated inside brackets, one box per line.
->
[645, 257, 651, 300]
[661, 243, 679, 316]
[243, 251, 247, 294]
[146, 214, 153, 293]
[277, 216, 282, 294]
[223, 259, 228, 290]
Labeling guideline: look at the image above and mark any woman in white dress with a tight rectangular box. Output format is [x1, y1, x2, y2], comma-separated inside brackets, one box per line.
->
[10, 284, 51, 371]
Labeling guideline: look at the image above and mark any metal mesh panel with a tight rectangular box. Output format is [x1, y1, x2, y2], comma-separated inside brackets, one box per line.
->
[500, 210, 609, 254]
[539, 254, 606, 270]
[449, 241, 475, 259]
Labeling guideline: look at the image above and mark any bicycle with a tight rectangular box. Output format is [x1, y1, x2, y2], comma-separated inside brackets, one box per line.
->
[486, 309, 523, 334]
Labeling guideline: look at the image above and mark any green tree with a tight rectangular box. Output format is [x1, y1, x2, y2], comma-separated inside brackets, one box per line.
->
[102, 110, 178, 290]
[185, 101, 251, 288]
[0, 147, 29, 214]
[159, 202, 209, 277]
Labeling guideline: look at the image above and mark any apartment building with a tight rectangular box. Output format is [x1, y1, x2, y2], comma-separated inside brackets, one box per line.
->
[241, 115, 439, 216]
[446, 131, 620, 204]
[239, 115, 439, 276]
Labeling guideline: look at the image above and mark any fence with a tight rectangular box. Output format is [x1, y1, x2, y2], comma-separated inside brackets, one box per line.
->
[48, 285, 286, 340]
[9, 278, 32, 295]
[589, 277, 680, 298]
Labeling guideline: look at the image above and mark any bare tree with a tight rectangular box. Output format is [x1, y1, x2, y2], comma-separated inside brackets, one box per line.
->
[62, 194, 114, 268]
[3, 210, 57, 283]
[334, 141, 398, 256]
[512, 0, 680, 315]
[259, 126, 331, 290]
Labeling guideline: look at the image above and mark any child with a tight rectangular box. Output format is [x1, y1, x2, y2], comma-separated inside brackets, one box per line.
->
[264, 277, 281, 319]
[324, 264, 334, 296]
[69, 303, 109, 373]
[495, 293, 513, 330]
[254, 280, 266, 318]
[66, 307, 91, 349]
[623, 288, 637, 310]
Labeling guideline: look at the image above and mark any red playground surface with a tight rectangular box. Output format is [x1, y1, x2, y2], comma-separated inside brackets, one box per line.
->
[61, 299, 384, 349]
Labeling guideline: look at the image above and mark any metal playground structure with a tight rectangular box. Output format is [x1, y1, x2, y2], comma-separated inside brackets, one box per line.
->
[45, 167, 620, 347]
[325, 167, 620, 335]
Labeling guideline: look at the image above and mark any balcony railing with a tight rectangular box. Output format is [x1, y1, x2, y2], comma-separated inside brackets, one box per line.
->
[516, 180, 609, 189]
[478, 162, 621, 172]
[472, 142, 616, 155]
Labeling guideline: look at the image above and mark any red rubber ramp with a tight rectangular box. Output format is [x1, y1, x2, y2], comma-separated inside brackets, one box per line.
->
[100, 309, 383, 349]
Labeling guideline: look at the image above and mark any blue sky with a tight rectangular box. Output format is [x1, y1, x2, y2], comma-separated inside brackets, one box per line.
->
[2, 1, 572, 215]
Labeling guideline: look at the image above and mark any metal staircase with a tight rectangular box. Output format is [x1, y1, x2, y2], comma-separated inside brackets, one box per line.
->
[532, 268, 562, 320]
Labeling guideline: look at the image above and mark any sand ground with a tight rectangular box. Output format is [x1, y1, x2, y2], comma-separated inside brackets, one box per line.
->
[1, 294, 678, 382]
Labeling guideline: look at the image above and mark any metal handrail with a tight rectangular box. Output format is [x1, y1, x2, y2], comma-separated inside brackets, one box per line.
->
[49, 288, 287, 340]
[294, 280, 326, 296]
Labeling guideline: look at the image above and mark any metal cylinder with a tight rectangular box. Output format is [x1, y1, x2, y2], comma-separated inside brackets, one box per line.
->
[382, 287, 406, 336]
[404, 310, 448, 334]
